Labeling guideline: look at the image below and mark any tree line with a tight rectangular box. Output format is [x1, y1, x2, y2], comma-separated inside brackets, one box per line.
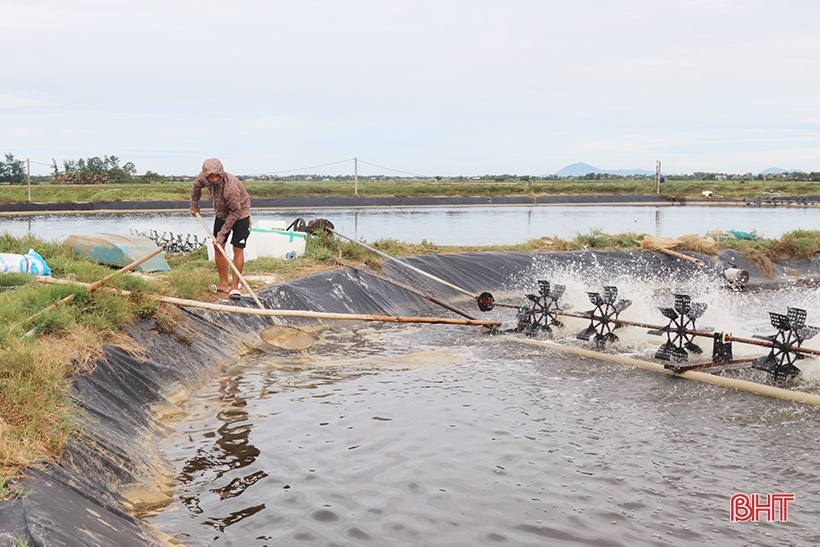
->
[1, 153, 168, 184]
[0, 154, 26, 183]
[50, 155, 138, 184]
[4, 152, 820, 184]
[690, 171, 820, 182]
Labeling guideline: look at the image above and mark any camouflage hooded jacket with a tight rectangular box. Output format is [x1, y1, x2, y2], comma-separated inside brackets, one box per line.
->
[190, 158, 251, 243]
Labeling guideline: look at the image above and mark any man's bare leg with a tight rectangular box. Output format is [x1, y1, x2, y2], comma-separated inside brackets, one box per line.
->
[214, 242, 231, 293]
[230, 246, 245, 291]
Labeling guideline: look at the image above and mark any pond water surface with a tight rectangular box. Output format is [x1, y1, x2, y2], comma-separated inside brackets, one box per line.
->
[142, 276, 820, 546]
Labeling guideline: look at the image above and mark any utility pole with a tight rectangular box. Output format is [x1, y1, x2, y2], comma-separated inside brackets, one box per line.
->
[354, 156, 358, 196]
[655, 160, 661, 195]
[27, 158, 31, 202]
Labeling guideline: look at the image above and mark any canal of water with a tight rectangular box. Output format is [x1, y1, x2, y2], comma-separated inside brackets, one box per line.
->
[2, 204, 818, 245]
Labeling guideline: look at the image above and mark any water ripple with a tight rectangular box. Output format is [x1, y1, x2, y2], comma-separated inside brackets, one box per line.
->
[146, 288, 820, 546]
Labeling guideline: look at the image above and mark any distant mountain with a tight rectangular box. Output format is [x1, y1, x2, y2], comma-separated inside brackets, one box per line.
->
[553, 162, 654, 177]
[759, 167, 790, 175]
[554, 162, 601, 176]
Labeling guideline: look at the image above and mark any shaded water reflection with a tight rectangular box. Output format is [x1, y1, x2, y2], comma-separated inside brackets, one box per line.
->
[174, 374, 266, 533]
[146, 286, 820, 546]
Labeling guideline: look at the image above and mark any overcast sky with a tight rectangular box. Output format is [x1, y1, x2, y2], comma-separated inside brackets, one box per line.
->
[2, 0, 819, 177]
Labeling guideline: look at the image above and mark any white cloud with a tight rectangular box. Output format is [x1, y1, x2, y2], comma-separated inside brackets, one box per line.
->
[0, 94, 59, 109]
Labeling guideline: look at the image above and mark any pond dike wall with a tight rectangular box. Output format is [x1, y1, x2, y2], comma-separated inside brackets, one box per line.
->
[1, 249, 817, 546]
[0, 194, 669, 215]
[6, 194, 820, 215]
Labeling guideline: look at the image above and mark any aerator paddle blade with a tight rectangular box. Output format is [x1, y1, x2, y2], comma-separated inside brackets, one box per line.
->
[260, 325, 315, 351]
[659, 307, 679, 320]
[576, 326, 596, 341]
[477, 292, 495, 312]
[655, 343, 688, 362]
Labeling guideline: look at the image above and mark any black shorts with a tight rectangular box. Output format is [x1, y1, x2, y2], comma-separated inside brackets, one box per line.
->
[214, 216, 251, 248]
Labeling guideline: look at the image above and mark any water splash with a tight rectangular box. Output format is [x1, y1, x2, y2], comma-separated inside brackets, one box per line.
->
[497, 252, 820, 386]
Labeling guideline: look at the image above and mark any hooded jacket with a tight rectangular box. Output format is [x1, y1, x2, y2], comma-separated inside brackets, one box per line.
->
[190, 158, 251, 243]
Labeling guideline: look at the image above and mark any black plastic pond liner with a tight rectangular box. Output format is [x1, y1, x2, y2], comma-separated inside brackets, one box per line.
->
[0, 194, 671, 215]
[0, 249, 813, 546]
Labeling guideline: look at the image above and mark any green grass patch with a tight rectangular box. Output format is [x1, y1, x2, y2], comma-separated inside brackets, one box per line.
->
[769, 229, 820, 260]
[0, 273, 34, 287]
[0, 234, 163, 491]
[0, 338, 76, 487]
[3, 179, 820, 205]
[549, 230, 641, 252]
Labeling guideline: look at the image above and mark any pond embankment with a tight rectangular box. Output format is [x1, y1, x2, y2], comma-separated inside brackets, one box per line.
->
[0, 305, 260, 546]
[1, 194, 673, 215]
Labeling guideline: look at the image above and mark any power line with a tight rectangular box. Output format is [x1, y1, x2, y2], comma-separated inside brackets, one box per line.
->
[356, 159, 426, 178]
[254, 158, 355, 176]
[0, 158, 51, 167]
[251, 157, 427, 178]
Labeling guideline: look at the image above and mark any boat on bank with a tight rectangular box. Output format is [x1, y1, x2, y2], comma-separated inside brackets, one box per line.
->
[63, 233, 170, 272]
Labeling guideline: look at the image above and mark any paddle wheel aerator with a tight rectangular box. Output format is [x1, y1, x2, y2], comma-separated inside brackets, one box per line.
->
[575, 286, 631, 348]
[515, 281, 565, 336]
[510, 280, 820, 384]
[648, 294, 707, 362]
[752, 308, 820, 384]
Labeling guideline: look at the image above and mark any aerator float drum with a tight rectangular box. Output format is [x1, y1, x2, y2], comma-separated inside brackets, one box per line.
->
[511, 279, 820, 385]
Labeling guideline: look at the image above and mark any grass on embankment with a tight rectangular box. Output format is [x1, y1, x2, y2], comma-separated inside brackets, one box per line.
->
[2, 228, 820, 498]
[2, 179, 820, 204]
[0, 234, 158, 497]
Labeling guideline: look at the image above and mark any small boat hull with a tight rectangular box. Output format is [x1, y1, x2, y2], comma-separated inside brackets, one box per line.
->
[64, 233, 170, 272]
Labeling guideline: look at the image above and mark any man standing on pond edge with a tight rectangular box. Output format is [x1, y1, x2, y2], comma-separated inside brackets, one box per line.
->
[189, 158, 251, 299]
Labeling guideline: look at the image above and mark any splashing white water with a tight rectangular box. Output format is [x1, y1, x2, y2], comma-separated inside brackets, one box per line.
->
[499, 253, 820, 387]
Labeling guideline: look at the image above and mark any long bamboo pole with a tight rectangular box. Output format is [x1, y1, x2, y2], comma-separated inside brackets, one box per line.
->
[656, 248, 706, 266]
[332, 230, 490, 302]
[88, 248, 162, 291]
[508, 336, 820, 407]
[336, 258, 479, 321]
[36, 277, 502, 327]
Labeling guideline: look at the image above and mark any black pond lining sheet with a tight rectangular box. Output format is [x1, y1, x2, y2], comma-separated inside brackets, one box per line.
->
[0, 193, 670, 215]
[250, 193, 665, 208]
[0, 250, 804, 546]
